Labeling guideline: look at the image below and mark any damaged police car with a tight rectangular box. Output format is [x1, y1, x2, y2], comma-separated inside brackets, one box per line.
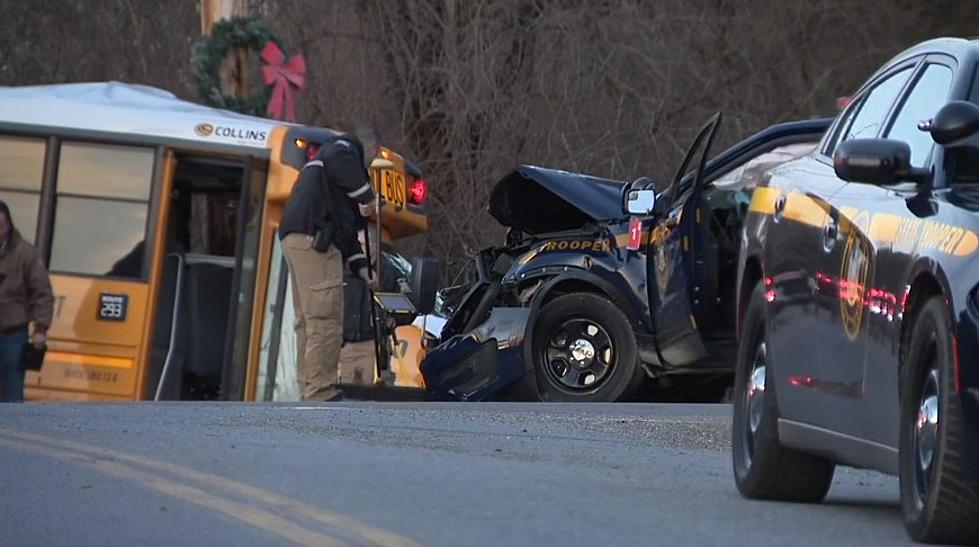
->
[422, 113, 830, 402]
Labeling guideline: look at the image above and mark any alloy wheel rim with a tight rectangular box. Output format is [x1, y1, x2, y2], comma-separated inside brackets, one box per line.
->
[543, 318, 614, 391]
[913, 342, 940, 506]
[742, 342, 767, 468]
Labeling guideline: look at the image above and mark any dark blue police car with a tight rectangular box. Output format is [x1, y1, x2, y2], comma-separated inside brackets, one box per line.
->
[733, 38, 979, 543]
[423, 114, 830, 403]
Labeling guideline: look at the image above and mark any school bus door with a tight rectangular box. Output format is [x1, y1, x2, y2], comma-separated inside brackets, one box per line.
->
[147, 152, 267, 400]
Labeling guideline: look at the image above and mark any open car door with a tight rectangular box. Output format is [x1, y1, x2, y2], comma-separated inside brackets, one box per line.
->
[647, 113, 722, 367]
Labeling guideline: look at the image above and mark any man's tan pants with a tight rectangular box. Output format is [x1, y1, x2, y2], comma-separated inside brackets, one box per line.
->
[282, 233, 343, 400]
[339, 340, 376, 385]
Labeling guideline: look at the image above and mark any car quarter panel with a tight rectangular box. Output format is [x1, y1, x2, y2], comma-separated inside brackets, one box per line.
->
[818, 180, 924, 446]
[748, 157, 845, 426]
[824, 183, 979, 462]
[933, 186, 979, 479]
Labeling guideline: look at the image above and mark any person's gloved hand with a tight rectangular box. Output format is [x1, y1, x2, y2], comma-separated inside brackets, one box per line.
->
[31, 331, 46, 349]
[357, 267, 376, 286]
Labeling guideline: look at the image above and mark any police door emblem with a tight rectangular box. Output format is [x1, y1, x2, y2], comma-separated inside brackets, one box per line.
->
[838, 213, 872, 341]
[651, 225, 672, 290]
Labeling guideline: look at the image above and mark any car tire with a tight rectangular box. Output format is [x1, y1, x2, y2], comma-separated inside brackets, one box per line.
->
[732, 282, 835, 502]
[532, 293, 643, 402]
[899, 296, 979, 545]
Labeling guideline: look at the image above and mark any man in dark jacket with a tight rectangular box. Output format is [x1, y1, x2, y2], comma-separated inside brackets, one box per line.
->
[340, 233, 404, 385]
[279, 128, 379, 401]
[0, 200, 54, 402]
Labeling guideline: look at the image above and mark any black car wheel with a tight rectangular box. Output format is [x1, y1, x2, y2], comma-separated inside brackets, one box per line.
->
[732, 282, 834, 502]
[899, 296, 979, 544]
[532, 293, 642, 402]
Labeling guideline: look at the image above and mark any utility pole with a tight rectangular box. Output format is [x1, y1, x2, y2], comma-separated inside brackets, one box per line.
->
[201, 0, 252, 33]
[200, 0, 253, 99]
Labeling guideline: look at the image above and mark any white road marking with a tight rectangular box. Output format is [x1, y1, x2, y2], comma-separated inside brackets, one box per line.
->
[289, 406, 358, 411]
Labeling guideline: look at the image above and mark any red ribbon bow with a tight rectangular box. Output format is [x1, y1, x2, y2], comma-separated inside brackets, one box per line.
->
[261, 41, 306, 122]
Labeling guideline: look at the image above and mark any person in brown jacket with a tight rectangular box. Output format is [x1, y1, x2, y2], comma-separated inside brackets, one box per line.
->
[0, 200, 53, 402]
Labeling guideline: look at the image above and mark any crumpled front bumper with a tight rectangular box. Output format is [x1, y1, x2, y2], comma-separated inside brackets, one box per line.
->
[421, 308, 532, 401]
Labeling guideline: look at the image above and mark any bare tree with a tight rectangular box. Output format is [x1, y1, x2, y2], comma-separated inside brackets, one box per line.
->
[1, 0, 975, 272]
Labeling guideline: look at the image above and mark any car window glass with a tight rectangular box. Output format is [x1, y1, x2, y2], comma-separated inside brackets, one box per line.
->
[0, 136, 46, 245]
[58, 142, 154, 200]
[50, 142, 154, 278]
[50, 197, 149, 277]
[0, 190, 40, 244]
[823, 99, 861, 155]
[840, 67, 914, 144]
[887, 64, 954, 167]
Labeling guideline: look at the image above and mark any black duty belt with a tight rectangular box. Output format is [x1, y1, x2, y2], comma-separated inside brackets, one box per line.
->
[0, 324, 27, 336]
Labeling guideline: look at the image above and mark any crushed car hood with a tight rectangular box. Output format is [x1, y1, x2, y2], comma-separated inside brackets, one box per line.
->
[489, 165, 626, 234]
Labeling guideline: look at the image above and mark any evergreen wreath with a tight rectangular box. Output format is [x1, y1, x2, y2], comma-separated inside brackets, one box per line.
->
[191, 16, 278, 115]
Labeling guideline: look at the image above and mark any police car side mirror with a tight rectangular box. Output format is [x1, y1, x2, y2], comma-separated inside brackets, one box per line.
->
[624, 177, 657, 215]
[926, 101, 979, 146]
[833, 138, 930, 186]
[410, 257, 440, 315]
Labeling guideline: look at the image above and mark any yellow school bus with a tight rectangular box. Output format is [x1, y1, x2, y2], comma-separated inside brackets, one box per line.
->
[0, 82, 428, 401]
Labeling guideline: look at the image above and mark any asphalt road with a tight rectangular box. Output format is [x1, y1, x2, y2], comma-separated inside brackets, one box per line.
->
[0, 402, 913, 546]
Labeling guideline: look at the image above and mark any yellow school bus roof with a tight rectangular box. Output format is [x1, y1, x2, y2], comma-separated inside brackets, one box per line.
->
[0, 81, 295, 150]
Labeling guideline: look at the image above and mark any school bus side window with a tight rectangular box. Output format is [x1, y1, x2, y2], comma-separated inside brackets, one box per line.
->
[0, 135, 45, 244]
[50, 142, 154, 278]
